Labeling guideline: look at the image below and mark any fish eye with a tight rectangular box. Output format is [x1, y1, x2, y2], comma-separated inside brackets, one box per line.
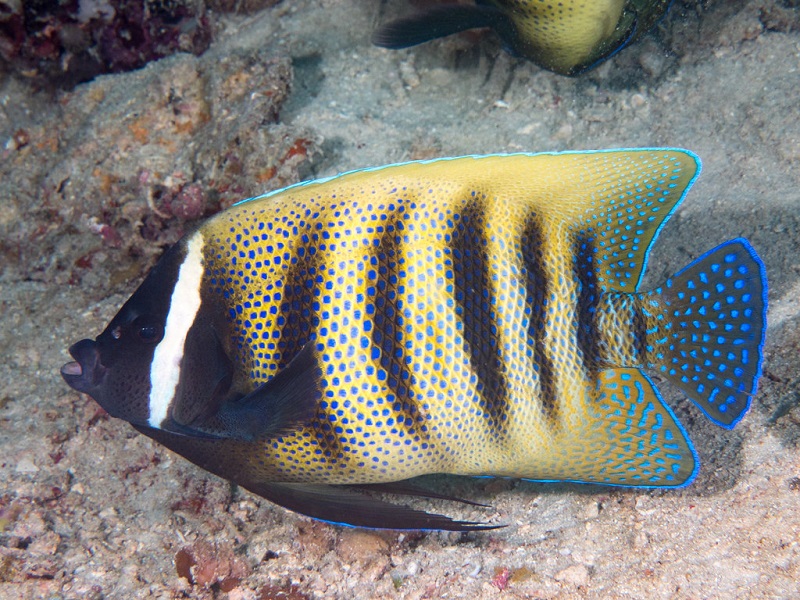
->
[132, 316, 164, 344]
[138, 325, 160, 341]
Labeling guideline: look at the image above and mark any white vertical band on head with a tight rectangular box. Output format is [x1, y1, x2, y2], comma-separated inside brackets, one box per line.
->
[148, 232, 205, 428]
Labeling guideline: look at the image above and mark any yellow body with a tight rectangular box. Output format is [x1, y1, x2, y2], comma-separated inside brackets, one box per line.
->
[192, 150, 701, 487]
[373, 0, 673, 75]
[491, 0, 627, 73]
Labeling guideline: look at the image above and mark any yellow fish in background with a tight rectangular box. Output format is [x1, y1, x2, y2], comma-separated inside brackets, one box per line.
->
[62, 150, 767, 530]
[373, 0, 674, 75]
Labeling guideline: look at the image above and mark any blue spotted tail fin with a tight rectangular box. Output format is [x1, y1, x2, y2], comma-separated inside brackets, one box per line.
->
[641, 239, 767, 428]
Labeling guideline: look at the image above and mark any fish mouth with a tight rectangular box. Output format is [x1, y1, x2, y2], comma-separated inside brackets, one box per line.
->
[61, 339, 106, 394]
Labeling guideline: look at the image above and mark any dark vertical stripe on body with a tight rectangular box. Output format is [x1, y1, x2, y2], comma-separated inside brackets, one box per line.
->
[274, 234, 319, 369]
[369, 222, 427, 433]
[275, 230, 345, 463]
[573, 233, 601, 373]
[448, 201, 509, 436]
[631, 299, 648, 367]
[520, 215, 558, 425]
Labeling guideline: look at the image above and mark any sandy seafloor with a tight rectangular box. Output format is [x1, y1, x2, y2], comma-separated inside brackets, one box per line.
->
[1, 1, 800, 598]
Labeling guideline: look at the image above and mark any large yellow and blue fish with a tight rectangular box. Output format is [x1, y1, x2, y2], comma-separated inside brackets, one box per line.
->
[373, 0, 673, 75]
[62, 149, 767, 530]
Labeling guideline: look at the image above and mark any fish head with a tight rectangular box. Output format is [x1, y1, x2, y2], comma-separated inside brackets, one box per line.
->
[61, 242, 188, 428]
[61, 309, 167, 425]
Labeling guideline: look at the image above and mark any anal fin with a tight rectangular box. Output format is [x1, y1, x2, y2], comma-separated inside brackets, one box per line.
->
[577, 368, 697, 487]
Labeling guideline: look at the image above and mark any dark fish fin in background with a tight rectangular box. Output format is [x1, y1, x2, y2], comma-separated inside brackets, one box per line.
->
[372, 4, 508, 49]
[641, 239, 767, 428]
[567, 9, 638, 75]
[244, 481, 502, 531]
[163, 342, 321, 441]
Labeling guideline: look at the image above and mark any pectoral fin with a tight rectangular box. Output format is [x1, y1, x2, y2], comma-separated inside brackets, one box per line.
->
[244, 481, 501, 531]
[162, 343, 320, 441]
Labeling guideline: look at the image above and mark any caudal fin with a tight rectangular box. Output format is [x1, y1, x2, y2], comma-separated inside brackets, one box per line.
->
[641, 239, 767, 428]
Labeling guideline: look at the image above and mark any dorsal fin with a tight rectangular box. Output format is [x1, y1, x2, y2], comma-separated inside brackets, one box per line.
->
[564, 149, 700, 293]
[243, 150, 699, 295]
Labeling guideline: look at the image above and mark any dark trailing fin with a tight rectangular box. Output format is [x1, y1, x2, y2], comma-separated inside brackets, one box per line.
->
[353, 480, 490, 508]
[164, 343, 321, 441]
[158, 325, 235, 439]
[135, 424, 500, 531]
[641, 239, 767, 428]
[372, 5, 507, 49]
[244, 481, 501, 531]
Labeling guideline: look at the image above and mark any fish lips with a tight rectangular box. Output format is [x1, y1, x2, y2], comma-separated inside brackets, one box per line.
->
[61, 339, 107, 395]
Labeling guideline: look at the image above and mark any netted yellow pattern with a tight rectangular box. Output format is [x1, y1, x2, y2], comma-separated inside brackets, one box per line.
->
[494, 0, 626, 73]
[194, 150, 702, 485]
